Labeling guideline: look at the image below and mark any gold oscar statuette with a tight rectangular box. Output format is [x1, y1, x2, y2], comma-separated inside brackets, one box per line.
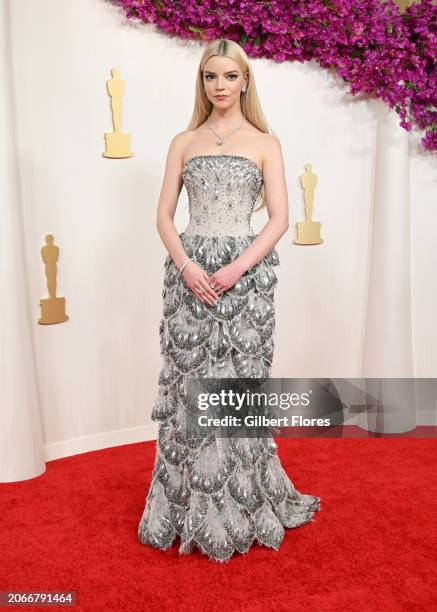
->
[294, 163, 324, 245]
[38, 234, 69, 325]
[102, 67, 133, 158]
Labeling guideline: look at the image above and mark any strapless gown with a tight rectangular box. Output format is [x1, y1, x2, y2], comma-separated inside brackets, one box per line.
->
[138, 154, 321, 563]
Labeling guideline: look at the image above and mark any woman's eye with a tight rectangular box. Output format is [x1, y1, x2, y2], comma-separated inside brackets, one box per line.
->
[205, 74, 238, 80]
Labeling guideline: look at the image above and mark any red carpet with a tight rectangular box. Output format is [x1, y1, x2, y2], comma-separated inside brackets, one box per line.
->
[1, 433, 436, 611]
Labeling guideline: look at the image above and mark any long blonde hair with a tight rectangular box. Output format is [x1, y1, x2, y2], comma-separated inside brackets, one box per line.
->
[187, 39, 273, 211]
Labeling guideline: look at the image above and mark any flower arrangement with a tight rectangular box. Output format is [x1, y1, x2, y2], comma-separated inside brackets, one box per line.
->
[113, 0, 436, 152]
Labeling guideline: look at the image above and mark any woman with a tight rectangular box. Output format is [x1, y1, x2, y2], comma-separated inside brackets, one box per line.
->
[138, 38, 321, 563]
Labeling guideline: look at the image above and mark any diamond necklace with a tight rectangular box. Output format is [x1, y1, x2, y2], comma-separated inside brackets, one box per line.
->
[206, 118, 246, 146]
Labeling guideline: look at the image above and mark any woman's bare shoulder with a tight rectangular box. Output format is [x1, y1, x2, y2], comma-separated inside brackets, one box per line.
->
[258, 131, 281, 144]
[247, 125, 281, 149]
[171, 128, 194, 142]
[169, 128, 201, 150]
[252, 132, 282, 167]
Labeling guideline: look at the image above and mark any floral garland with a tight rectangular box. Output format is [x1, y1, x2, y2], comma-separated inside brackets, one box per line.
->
[114, 0, 436, 152]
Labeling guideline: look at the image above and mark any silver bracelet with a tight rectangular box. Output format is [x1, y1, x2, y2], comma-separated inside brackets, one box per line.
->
[179, 257, 193, 275]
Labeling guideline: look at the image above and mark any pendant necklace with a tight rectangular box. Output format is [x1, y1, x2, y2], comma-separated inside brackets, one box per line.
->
[206, 118, 246, 146]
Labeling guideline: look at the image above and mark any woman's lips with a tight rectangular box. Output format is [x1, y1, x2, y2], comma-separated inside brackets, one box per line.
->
[215, 95, 228, 100]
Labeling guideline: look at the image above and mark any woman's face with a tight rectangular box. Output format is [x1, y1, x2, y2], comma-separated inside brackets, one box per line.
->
[202, 55, 247, 108]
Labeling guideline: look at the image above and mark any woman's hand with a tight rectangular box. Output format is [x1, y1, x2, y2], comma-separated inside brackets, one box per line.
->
[209, 263, 244, 295]
[182, 261, 219, 306]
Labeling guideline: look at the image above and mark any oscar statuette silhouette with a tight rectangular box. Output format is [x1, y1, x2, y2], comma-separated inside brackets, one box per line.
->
[294, 163, 324, 245]
[38, 234, 69, 324]
[102, 67, 133, 158]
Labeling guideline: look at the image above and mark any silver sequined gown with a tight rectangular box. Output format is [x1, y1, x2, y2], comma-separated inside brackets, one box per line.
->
[138, 154, 321, 563]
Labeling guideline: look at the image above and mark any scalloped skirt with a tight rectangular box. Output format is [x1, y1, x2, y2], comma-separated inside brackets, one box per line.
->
[138, 232, 321, 563]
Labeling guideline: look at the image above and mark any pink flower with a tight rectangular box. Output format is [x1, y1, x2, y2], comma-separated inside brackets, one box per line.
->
[113, 0, 437, 152]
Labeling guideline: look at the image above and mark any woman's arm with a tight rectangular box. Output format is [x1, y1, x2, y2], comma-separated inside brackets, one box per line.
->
[155, 132, 192, 271]
[155, 132, 219, 305]
[232, 134, 289, 275]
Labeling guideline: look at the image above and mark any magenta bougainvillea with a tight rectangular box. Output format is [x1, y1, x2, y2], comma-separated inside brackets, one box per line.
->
[113, 0, 436, 152]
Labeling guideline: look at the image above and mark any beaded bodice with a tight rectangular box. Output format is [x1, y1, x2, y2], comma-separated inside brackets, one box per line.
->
[182, 155, 263, 237]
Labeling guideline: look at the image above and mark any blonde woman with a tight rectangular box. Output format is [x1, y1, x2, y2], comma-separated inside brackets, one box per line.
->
[138, 38, 321, 563]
